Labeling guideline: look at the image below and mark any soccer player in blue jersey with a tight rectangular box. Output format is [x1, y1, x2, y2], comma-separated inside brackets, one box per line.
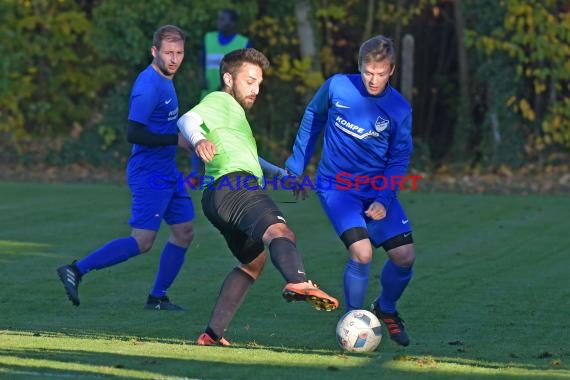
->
[286, 35, 415, 346]
[57, 25, 195, 311]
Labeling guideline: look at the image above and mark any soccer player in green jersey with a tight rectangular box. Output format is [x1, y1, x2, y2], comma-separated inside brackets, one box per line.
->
[178, 48, 339, 346]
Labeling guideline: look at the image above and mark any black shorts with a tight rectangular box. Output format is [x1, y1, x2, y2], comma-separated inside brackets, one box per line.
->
[201, 172, 287, 264]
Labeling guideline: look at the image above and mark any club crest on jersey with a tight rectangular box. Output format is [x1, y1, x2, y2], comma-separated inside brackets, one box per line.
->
[374, 115, 389, 132]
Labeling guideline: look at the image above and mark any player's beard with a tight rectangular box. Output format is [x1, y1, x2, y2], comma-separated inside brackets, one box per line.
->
[231, 88, 255, 110]
[154, 57, 177, 78]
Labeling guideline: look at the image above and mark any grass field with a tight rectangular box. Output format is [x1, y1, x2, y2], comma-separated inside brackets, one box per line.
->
[0, 182, 568, 379]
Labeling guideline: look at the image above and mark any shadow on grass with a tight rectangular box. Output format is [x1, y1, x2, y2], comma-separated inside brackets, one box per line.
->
[1, 345, 568, 380]
[1, 331, 568, 380]
[0, 345, 367, 380]
[0, 329, 346, 356]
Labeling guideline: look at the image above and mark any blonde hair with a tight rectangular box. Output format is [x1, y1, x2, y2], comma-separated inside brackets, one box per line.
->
[358, 35, 396, 71]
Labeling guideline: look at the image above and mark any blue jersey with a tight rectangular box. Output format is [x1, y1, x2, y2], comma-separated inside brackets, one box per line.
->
[286, 74, 412, 208]
[127, 65, 179, 178]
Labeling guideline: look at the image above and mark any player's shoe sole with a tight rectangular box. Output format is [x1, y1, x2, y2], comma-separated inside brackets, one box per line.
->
[57, 264, 81, 306]
[282, 280, 339, 311]
[197, 332, 231, 346]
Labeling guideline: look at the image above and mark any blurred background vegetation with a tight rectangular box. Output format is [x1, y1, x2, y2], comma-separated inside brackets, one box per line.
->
[0, 0, 568, 179]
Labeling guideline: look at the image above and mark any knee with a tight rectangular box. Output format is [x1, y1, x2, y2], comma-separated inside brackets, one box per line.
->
[178, 224, 195, 246]
[135, 236, 154, 253]
[263, 223, 296, 245]
[348, 239, 374, 264]
[388, 245, 415, 268]
[171, 223, 194, 247]
[351, 251, 373, 264]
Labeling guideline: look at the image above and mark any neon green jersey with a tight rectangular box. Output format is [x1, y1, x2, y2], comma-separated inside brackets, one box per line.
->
[191, 91, 263, 183]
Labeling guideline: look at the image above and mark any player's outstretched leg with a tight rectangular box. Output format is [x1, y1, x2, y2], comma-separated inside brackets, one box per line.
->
[56, 263, 82, 306]
[282, 280, 339, 311]
[267, 235, 339, 311]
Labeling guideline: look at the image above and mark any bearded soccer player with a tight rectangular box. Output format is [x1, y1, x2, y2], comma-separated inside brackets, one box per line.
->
[286, 35, 415, 346]
[178, 48, 339, 346]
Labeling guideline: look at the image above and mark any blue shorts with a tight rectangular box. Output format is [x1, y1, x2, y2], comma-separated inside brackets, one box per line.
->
[128, 172, 194, 231]
[316, 190, 411, 247]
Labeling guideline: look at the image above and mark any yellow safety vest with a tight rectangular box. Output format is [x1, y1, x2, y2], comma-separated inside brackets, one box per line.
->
[202, 32, 249, 98]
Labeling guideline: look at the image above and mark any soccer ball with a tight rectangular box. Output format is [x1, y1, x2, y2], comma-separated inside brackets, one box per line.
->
[336, 309, 382, 352]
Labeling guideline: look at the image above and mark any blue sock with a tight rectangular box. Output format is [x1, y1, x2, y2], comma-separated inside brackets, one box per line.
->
[378, 260, 413, 314]
[150, 242, 187, 297]
[343, 258, 371, 311]
[75, 236, 140, 275]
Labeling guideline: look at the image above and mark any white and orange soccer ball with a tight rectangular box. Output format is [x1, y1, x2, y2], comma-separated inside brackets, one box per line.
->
[336, 309, 382, 352]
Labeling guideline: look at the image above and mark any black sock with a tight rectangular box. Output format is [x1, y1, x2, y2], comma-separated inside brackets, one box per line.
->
[206, 268, 255, 339]
[268, 237, 306, 283]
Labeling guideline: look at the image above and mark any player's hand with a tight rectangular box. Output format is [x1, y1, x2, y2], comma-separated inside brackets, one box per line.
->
[293, 181, 309, 200]
[365, 201, 386, 220]
[195, 139, 216, 162]
[283, 174, 309, 200]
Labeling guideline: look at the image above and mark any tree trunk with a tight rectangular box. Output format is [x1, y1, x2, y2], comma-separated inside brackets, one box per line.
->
[401, 34, 414, 104]
[295, 0, 319, 71]
[361, 0, 376, 42]
[451, 0, 473, 162]
[391, 0, 404, 88]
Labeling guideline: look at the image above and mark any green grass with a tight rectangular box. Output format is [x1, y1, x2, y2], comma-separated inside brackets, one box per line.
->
[0, 182, 568, 379]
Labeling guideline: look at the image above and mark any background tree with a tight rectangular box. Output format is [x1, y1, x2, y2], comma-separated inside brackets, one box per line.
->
[465, 0, 570, 168]
[1, 0, 567, 175]
[0, 0, 115, 161]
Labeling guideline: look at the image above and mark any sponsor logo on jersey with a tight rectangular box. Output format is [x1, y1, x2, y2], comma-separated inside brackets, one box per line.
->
[334, 116, 379, 139]
[167, 107, 178, 121]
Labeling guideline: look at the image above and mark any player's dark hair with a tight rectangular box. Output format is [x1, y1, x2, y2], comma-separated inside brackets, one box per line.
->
[219, 48, 270, 88]
[152, 25, 185, 51]
[220, 8, 239, 22]
[358, 35, 396, 70]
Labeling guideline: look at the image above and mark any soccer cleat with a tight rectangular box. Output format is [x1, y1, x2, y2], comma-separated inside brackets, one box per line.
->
[197, 332, 231, 347]
[57, 264, 82, 306]
[282, 280, 339, 311]
[371, 301, 410, 347]
[143, 295, 186, 311]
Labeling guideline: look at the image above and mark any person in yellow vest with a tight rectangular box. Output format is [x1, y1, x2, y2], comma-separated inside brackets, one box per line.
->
[189, 9, 253, 185]
[200, 9, 252, 98]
